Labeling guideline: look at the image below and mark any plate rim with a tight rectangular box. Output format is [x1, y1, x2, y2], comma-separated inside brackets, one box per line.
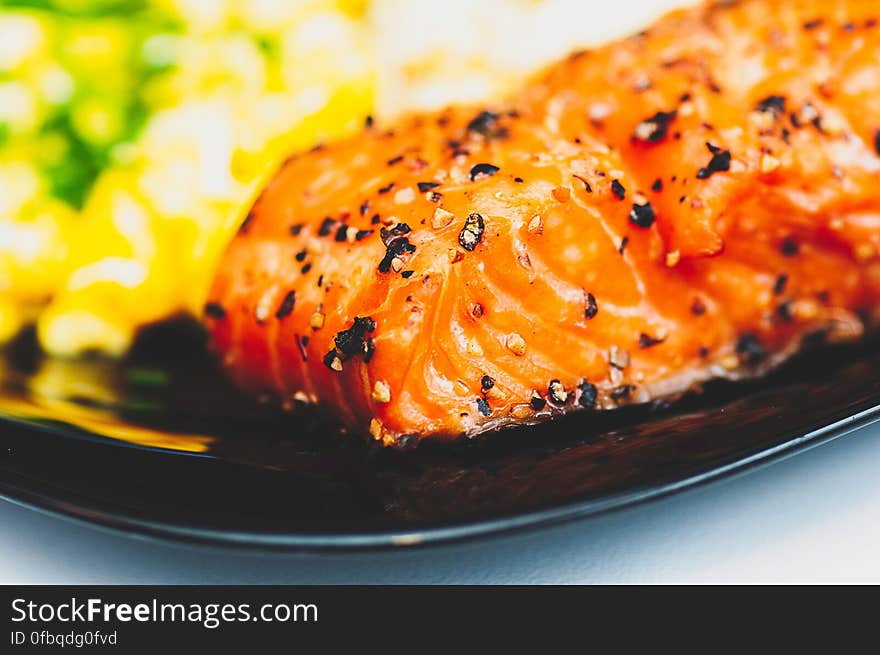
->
[3, 402, 879, 552]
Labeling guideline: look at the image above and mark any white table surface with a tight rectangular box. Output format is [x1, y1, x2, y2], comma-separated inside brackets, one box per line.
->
[2, 418, 879, 584]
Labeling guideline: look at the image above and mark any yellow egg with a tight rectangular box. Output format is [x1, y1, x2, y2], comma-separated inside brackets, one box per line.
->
[2, 0, 377, 355]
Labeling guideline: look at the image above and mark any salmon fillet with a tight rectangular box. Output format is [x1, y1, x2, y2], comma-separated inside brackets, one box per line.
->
[205, 0, 880, 446]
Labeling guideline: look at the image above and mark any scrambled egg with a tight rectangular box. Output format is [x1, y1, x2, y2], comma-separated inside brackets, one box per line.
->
[0, 0, 373, 355]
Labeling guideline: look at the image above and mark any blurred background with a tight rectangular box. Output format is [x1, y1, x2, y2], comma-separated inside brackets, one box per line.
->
[0, 0, 687, 358]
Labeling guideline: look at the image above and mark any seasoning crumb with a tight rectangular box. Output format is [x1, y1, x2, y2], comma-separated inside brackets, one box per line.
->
[309, 311, 325, 330]
[577, 379, 598, 408]
[393, 187, 415, 204]
[633, 110, 677, 143]
[585, 292, 598, 319]
[470, 163, 500, 181]
[780, 237, 800, 256]
[665, 250, 681, 267]
[629, 202, 656, 228]
[324, 352, 343, 371]
[736, 333, 767, 364]
[472, 303, 484, 318]
[527, 215, 543, 235]
[275, 290, 296, 319]
[609, 345, 630, 369]
[458, 212, 485, 251]
[506, 333, 527, 356]
[432, 207, 455, 229]
[548, 380, 568, 405]
[205, 302, 226, 320]
[530, 392, 547, 411]
[760, 154, 781, 173]
[476, 397, 492, 417]
[773, 274, 789, 295]
[369, 418, 383, 441]
[372, 380, 391, 403]
[696, 143, 732, 179]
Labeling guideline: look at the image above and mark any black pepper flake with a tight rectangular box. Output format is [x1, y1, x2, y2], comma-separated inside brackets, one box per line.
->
[295, 334, 308, 362]
[378, 182, 395, 194]
[275, 290, 296, 319]
[638, 332, 665, 348]
[467, 110, 508, 140]
[359, 202, 369, 216]
[364, 115, 374, 128]
[514, 177, 524, 183]
[323, 349, 339, 370]
[874, 129, 880, 156]
[469, 163, 500, 181]
[380, 222, 411, 245]
[378, 223, 416, 273]
[577, 380, 598, 409]
[803, 18, 823, 30]
[290, 223, 304, 235]
[204, 302, 226, 319]
[481, 375, 495, 390]
[755, 95, 786, 115]
[611, 384, 635, 401]
[371, 214, 381, 224]
[300, 263, 312, 275]
[633, 110, 677, 143]
[585, 292, 598, 319]
[417, 181, 440, 193]
[401, 270, 414, 278]
[780, 237, 800, 256]
[355, 229, 373, 241]
[611, 179, 626, 200]
[776, 300, 794, 323]
[334, 224, 350, 242]
[295, 249, 307, 262]
[547, 379, 567, 405]
[332, 316, 377, 364]
[530, 394, 547, 411]
[690, 298, 707, 315]
[773, 274, 788, 295]
[696, 143, 731, 179]
[318, 217, 336, 236]
[629, 202, 656, 228]
[238, 211, 255, 234]
[458, 212, 485, 251]
[429, 192, 442, 203]
[573, 174, 593, 193]
[618, 236, 629, 254]
[736, 333, 767, 364]
[386, 155, 403, 166]
[651, 178, 663, 192]
[476, 397, 492, 417]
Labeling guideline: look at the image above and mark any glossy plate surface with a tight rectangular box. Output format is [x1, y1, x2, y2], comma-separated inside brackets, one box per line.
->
[1, 321, 878, 550]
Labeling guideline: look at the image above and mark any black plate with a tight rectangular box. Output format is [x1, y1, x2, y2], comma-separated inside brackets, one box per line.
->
[1, 321, 878, 550]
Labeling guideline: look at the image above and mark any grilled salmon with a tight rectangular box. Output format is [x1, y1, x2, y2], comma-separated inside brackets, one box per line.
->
[206, 0, 880, 445]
